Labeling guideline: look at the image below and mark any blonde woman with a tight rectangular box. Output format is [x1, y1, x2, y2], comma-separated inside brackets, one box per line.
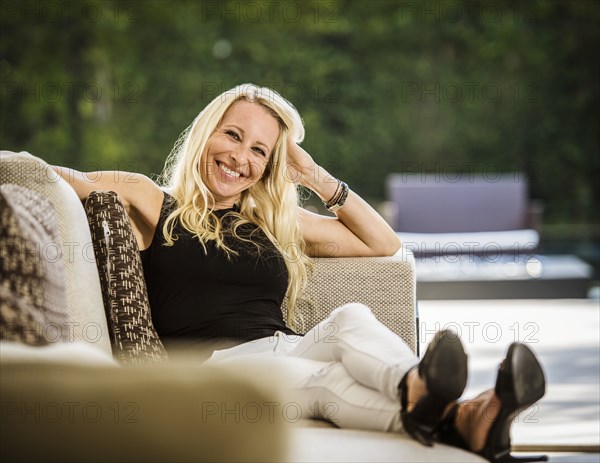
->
[54, 84, 546, 463]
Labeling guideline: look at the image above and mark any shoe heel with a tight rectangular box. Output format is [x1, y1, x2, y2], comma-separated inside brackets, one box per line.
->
[481, 446, 548, 463]
[496, 343, 546, 410]
[482, 343, 547, 463]
[423, 330, 468, 401]
[401, 330, 468, 447]
[405, 393, 457, 445]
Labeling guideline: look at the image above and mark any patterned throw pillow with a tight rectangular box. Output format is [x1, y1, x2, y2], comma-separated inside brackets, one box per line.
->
[84, 191, 168, 365]
[0, 185, 68, 345]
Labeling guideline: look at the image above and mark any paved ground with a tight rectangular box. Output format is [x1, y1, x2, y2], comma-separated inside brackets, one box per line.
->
[539, 454, 600, 463]
[418, 298, 600, 462]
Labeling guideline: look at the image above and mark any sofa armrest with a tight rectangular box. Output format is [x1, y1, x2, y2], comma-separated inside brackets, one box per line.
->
[0, 151, 112, 355]
[283, 248, 417, 353]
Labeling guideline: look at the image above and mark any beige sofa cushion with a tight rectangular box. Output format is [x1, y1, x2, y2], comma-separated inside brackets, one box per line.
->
[0, 341, 118, 366]
[289, 426, 486, 462]
[0, 151, 111, 355]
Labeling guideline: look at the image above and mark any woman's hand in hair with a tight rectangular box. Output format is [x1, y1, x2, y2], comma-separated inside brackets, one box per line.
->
[286, 140, 340, 203]
[289, 140, 401, 257]
[285, 140, 317, 187]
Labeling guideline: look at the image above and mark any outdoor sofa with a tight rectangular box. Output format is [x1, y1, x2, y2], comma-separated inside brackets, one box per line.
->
[386, 173, 542, 258]
[0, 150, 484, 462]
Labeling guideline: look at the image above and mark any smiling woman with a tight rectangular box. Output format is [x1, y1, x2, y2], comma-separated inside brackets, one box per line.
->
[201, 101, 278, 209]
[52, 83, 548, 463]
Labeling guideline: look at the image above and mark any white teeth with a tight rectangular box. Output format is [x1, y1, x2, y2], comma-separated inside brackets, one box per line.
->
[218, 162, 241, 178]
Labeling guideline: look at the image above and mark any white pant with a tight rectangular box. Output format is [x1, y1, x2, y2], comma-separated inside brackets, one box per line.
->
[207, 303, 419, 432]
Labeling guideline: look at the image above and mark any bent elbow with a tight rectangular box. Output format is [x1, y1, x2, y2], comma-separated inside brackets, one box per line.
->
[372, 235, 402, 257]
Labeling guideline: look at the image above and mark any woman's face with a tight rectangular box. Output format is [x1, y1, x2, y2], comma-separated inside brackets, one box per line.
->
[201, 100, 280, 209]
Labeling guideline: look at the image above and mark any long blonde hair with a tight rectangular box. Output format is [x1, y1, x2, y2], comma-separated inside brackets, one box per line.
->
[158, 83, 311, 328]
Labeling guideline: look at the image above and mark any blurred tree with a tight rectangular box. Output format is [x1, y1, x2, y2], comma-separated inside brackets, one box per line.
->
[0, 0, 598, 224]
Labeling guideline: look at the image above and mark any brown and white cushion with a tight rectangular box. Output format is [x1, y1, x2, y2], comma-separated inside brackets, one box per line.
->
[0, 184, 68, 345]
[84, 190, 168, 365]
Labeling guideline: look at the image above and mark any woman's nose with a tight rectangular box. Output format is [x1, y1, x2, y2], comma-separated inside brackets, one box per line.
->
[231, 144, 251, 164]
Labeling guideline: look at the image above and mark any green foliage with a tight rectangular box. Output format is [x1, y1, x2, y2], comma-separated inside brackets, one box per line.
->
[1, 0, 598, 223]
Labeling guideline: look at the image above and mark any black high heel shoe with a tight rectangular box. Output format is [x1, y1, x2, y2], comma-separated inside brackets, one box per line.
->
[434, 342, 547, 463]
[399, 329, 468, 446]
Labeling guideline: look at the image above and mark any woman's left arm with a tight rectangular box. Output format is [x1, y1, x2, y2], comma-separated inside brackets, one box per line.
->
[288, 142, 401, 258]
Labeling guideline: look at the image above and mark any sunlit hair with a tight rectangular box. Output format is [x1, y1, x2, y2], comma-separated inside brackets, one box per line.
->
[158, 83, 311, 328]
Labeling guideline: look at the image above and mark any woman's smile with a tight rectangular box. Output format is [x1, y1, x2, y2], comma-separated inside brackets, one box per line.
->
[201, 100, 279, 209]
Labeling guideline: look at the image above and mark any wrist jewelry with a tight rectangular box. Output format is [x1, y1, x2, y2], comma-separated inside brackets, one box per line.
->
[325, 179, 342, 205]
[324, 180, 349, 212]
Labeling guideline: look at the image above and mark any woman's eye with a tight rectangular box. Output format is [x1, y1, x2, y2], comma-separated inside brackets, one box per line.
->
[253, 147, 266, 157]
[225, 130, 240, 141]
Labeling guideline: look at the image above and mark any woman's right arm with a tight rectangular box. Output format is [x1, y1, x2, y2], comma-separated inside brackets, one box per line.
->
[52, 166, 165, 250]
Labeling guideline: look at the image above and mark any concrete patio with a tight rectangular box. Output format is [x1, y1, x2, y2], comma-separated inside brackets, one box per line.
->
[418, 298, 600, 463]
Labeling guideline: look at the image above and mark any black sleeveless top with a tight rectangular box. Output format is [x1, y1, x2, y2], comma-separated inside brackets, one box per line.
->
[140, 192, 296, 351]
